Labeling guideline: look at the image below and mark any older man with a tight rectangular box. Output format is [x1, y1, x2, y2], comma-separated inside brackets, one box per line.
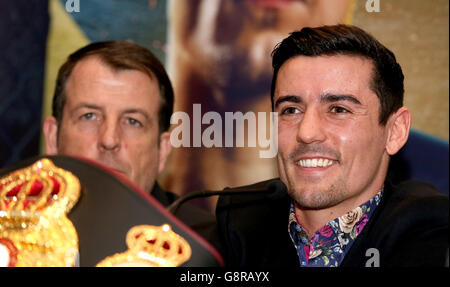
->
[42, 41, 213, 229]
[215, 25, 449, 267]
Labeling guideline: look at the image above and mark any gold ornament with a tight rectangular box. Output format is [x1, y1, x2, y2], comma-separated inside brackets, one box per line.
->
[96, 224, 192, 267]
[0, 158, 81, 267]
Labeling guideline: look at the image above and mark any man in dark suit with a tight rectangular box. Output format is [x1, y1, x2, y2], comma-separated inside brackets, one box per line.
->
[216, 25, 449, 267]
[41, 41, 213, 233]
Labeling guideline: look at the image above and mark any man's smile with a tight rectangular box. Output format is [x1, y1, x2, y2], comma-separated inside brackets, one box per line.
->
[295, 157, 336, 168]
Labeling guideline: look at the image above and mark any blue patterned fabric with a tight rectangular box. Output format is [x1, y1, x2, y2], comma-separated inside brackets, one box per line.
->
[288, 189, 383, 267]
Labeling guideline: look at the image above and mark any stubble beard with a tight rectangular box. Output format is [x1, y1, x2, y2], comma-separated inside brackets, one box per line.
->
[281, 143, 347, 210]
[286, 178, 349, 211]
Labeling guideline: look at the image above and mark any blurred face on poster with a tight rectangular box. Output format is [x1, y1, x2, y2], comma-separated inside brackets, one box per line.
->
[169, 0, 353, 108]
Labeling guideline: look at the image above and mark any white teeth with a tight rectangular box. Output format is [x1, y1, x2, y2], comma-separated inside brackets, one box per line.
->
[297, 158, 334, 168]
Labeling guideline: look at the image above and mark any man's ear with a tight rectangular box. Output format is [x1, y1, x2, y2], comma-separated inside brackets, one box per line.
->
[158, 131, 172, 174]
[386, 107, 411, 155]
[42, 116, 59, 155]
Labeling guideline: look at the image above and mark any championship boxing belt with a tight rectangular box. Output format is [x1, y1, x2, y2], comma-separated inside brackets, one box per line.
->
[0, 155, 223, 267]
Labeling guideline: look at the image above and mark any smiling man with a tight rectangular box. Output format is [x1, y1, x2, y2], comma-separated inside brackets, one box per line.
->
[215, 25, 449, 267]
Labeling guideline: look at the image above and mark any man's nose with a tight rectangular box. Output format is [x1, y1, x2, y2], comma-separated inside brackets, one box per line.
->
[296, 109, 326, 144]
[98, 119, 121, 151]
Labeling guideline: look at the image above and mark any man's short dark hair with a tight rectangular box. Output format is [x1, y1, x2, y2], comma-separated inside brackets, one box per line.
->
[271, 24, 404, 125]
[53, 41, 174, 133]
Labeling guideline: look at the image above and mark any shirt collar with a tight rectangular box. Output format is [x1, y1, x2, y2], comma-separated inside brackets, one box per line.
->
[288, 188, 383, 266]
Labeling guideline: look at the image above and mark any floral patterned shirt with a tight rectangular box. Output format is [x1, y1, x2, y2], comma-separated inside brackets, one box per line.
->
[288, 189, 383, 267]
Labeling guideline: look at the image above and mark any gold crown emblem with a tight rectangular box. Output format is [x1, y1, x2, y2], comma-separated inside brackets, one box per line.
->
[96, 224, 192, 267]
[0, 159, 81, 267]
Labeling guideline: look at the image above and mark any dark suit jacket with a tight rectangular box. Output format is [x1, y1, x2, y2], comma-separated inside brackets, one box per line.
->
[216, 178, 449, 267]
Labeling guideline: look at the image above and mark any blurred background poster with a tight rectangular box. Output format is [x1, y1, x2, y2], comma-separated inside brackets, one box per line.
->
[0, 0, 448, 212]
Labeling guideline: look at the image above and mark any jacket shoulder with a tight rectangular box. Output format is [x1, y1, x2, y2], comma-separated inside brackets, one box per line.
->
[343, 180, 449, 267]
[381, 180, 448, 226]
[216, 178, 298, 267]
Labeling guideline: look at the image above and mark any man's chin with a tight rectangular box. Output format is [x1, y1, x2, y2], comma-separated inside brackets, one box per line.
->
[288, 185, 343, 210]
[96, 160, 128, 177]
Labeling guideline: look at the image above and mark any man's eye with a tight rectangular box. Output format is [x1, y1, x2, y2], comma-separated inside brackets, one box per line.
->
[126, 118, 142, 127]
[281, 107, 301, 115]
[81, 113, 96, 120]
[330, 106, 350, 114]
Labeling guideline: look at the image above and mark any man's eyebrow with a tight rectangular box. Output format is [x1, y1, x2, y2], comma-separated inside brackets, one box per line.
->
[320, 93, 362, 105]
[122, 108, 150, 120]
[72, 105, 151, 120]
[73, 103, 102, 111]
[274, 95, 303, 108]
